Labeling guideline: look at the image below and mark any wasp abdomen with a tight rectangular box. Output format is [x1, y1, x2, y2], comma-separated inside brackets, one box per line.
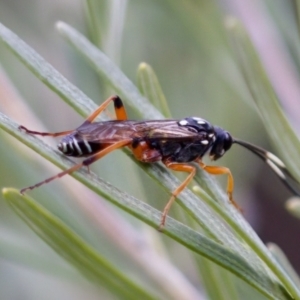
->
[58, 137, 101, 157]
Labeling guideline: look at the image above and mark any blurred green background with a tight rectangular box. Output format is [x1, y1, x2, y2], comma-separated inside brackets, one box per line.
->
[0, 0, 299, 299]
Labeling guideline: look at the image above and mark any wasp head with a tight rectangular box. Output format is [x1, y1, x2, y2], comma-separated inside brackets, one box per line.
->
[209, 127, 233, 160]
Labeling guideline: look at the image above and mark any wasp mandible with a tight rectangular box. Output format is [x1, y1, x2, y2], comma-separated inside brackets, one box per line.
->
[19, 95, 300, 228]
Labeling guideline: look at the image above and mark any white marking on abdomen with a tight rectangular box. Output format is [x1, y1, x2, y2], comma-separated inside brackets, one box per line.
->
[83, 139, 92, 153]
[72, 137, 82, 155]
[62, 142, 67, 153]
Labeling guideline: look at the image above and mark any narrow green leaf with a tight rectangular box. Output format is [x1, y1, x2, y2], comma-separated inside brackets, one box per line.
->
[0, 22, 97, 119]
[197, 257, 240, 300]
[226, 18, 300, 300]
[84, 0, 127, 64]
[295, 0, 300, 37]
[84, 0, 104, 48]
[268, 243, 300, 289]
[137, 62, 172, 118]
[0, 238, 78, 282]
[2, 188, 157, 300]
[227, 18, 300, 179]
[56, 21, 162, 119]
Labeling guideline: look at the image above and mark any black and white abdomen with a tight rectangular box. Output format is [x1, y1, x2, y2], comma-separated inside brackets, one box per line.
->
[57, 135, 101, 157]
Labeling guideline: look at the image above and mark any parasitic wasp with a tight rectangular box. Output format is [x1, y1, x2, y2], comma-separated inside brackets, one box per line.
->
[19, 95, 300, 228]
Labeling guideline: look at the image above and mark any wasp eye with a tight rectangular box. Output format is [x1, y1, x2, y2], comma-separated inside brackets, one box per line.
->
[209, 128, 232, 160]
[223, 133, 233, 151]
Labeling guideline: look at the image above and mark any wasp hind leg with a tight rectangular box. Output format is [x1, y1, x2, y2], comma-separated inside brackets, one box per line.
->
[19, 95, 127, 137]
[18, 126, 73, 137]
[159, 160, 196, 230]
[20, 139, 131, 194]
[83, 95, 128, 124]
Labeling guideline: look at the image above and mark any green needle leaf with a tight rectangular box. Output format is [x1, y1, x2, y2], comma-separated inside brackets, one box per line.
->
[137, 62, 172, 118]
[2, 188, 157, 300]
[227, 18, 300, 179]
[57, 21, 161, 120]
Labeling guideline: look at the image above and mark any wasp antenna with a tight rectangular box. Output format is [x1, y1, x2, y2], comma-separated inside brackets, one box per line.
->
[233, 138, 300, 197]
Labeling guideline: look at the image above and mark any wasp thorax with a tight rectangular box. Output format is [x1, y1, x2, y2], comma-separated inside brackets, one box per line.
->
[209, 127, 233, 160]
[178, 117, 214, 133]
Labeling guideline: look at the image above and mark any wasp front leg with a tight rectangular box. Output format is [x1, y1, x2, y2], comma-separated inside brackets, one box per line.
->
[198, 161, 241, 211]
[159, 160, 196, 230]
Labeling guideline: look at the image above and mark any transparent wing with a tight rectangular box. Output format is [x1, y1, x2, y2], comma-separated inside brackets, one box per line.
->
[75, 120, 203, 143]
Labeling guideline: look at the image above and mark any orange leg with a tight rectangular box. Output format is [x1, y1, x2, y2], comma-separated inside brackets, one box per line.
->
[19, 95, 127, 137]
[18, 125, 73, 137]
[84, 95, 128, 123]
[159, 160, 196, 230]
[20, 139, 131, 194]
[198, 161, 240, 210]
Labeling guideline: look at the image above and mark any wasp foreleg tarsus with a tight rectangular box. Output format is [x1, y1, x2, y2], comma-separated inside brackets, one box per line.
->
[198, 161, 241, 211]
